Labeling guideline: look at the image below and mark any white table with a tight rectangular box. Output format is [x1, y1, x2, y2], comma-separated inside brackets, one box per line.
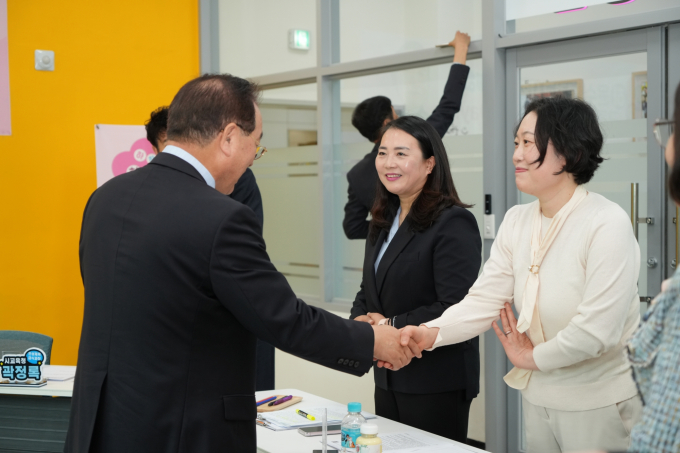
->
[0, 378, 489, 453]
[256, 389, 488, 453]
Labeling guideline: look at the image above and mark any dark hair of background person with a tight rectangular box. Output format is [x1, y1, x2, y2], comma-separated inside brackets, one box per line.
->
[167, 73, 260, 146]
[668, 83, 680, 204]
[145, 106, 169, 150]
[352, 95, 394, 142]
[517, 96, 604, 185]
[368, 116, 472, 244]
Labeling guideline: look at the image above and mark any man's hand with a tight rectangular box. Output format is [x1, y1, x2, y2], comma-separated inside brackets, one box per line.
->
[449, 31, 471, 65]
[372, 325, 421, 371]
[367, 312, 386, 324]
[491, 303, 538, 370]
[354, 315, 375, 325]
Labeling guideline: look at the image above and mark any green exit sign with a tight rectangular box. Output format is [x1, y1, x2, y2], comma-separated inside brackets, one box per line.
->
[289, 29, 310, 50]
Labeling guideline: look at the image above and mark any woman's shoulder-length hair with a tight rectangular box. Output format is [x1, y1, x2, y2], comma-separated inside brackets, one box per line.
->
[668, 83, 680, 204]
[368, 116, 471, 244]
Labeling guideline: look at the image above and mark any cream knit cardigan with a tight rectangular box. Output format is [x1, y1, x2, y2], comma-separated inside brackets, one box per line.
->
[425, 191, 641, 411]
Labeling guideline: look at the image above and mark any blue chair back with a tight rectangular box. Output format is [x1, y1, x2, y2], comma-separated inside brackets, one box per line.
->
[0, 330, 53, 365]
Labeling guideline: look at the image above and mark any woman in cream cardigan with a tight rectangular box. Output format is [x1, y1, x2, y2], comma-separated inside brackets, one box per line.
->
[397, 96, 642, 453]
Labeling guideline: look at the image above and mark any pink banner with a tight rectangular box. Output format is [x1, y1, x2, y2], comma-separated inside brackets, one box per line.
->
[94, 124, 155, 187]
[0, 0, 10, 135]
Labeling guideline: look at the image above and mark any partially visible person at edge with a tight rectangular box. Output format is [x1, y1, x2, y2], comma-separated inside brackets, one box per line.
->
[398, 96, 643, 452]
[145, 105, 271, 390]
[350, 116, 482, 443]
[627, 81, 680, 453]
[343, 31, 472, 240]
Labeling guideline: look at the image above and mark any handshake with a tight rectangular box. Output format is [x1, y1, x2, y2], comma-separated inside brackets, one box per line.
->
[356, 313, 440, 371]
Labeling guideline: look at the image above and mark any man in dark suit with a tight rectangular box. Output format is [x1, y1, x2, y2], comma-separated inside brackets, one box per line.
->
[65, 74, 419, 453]
[343, 31, 472, 240]
[146, 106, 272, 390]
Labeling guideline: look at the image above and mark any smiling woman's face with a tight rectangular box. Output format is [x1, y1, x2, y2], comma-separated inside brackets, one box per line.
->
[513, 111, 571, 197]
[376, 128, 434, 199]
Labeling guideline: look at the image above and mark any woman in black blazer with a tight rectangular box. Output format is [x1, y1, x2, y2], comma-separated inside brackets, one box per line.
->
[350, 116, 482, 443]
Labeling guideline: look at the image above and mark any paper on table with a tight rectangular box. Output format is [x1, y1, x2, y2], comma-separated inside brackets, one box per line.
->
[327, 431, 455, 452]
[42, 365, 76, 381]
[262, 406, 375, 429]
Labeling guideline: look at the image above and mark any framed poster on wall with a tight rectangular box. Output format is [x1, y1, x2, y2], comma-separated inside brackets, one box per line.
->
[520, 79, 584, 113]
[632, 71, 648, 119]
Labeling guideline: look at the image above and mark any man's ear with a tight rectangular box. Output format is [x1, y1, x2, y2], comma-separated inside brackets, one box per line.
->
[219, 123, 239, 157]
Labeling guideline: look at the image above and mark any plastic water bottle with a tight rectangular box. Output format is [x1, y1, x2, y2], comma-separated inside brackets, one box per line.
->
[341, 402, 366, 452]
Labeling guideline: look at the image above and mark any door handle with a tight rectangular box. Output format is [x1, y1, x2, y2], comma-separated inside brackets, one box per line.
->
[674, 207, 679, 270]
[630, 182, 654, 241]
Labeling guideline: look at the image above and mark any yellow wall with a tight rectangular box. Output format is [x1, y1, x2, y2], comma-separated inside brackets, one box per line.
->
[0, 1, 199, 364]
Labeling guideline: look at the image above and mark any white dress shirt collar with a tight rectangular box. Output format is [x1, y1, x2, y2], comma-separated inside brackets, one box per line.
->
[161, 145, 216, 189]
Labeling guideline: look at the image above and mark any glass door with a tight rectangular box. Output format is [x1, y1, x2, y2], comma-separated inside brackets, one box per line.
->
[504, 26, 666, 453]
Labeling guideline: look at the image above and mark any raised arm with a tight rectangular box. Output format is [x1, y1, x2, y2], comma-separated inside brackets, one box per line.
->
[426, 31, 471, 138]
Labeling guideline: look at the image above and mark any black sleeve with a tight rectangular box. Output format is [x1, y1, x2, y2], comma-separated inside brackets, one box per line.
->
[210, 203, 374, 376]
[426, 64, 470, 138]
[229, 168, 264, 228]
[343, 180, 370, 240]
[393, 208, 482, 328]
[350, 281, 369, 320]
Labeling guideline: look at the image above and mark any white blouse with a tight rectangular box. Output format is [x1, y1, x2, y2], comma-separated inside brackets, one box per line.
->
[425, 192, 641, 411]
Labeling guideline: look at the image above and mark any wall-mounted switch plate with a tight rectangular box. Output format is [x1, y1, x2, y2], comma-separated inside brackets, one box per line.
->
[484, 214, 496, 239]
[35, 50, 55, 71]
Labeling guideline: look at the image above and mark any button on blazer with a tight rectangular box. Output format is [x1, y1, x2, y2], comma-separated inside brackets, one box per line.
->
[350, 206, 482, 398]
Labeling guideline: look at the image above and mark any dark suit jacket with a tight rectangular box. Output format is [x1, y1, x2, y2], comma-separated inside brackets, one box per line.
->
[230, 168, 263, 228]
[65, 152, 374, 453]
[343, 64, 471, 240]
[350, 206, 481, 398]
[229, 167, 274, 392]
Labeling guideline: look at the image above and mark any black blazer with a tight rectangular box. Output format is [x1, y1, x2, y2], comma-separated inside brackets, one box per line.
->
[65, 153, 374, 453]
[343, 64, 471, 240]
[350, 206, 481, 398]
[230, 168, 263, 228]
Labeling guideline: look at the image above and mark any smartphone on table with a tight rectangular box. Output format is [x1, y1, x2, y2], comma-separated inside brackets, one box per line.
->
[297, 424, 341, 437]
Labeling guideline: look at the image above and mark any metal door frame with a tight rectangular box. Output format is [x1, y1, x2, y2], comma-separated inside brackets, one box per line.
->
[504, 27, 667, 453]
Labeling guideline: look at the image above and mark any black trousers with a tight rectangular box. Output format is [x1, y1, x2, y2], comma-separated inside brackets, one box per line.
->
[374, 386, 472, 444]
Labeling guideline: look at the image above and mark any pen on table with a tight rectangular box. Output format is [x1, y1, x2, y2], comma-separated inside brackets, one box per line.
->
[256, 396, 278, 407]
[296, 409, 316, 421]
[269, 395, 292, 406]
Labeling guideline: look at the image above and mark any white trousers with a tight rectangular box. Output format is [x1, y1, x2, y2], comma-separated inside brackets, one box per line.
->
[522, 395, 642, 453]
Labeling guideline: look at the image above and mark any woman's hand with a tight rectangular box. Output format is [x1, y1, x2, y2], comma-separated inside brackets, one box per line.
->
[354, 315, 375, 325]
[492, 303, 539, 371]
[367, 312, 387, 324]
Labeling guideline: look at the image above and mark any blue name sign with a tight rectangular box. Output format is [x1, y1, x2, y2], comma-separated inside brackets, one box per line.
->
[0, 348, 46, 383]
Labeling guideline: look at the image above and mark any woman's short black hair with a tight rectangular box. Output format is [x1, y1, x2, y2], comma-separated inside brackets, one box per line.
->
[352, 96, 393, 142]
[668, 82, 680, 204]
[517, 96, 604, 185]
[368, 116, 471, 243]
